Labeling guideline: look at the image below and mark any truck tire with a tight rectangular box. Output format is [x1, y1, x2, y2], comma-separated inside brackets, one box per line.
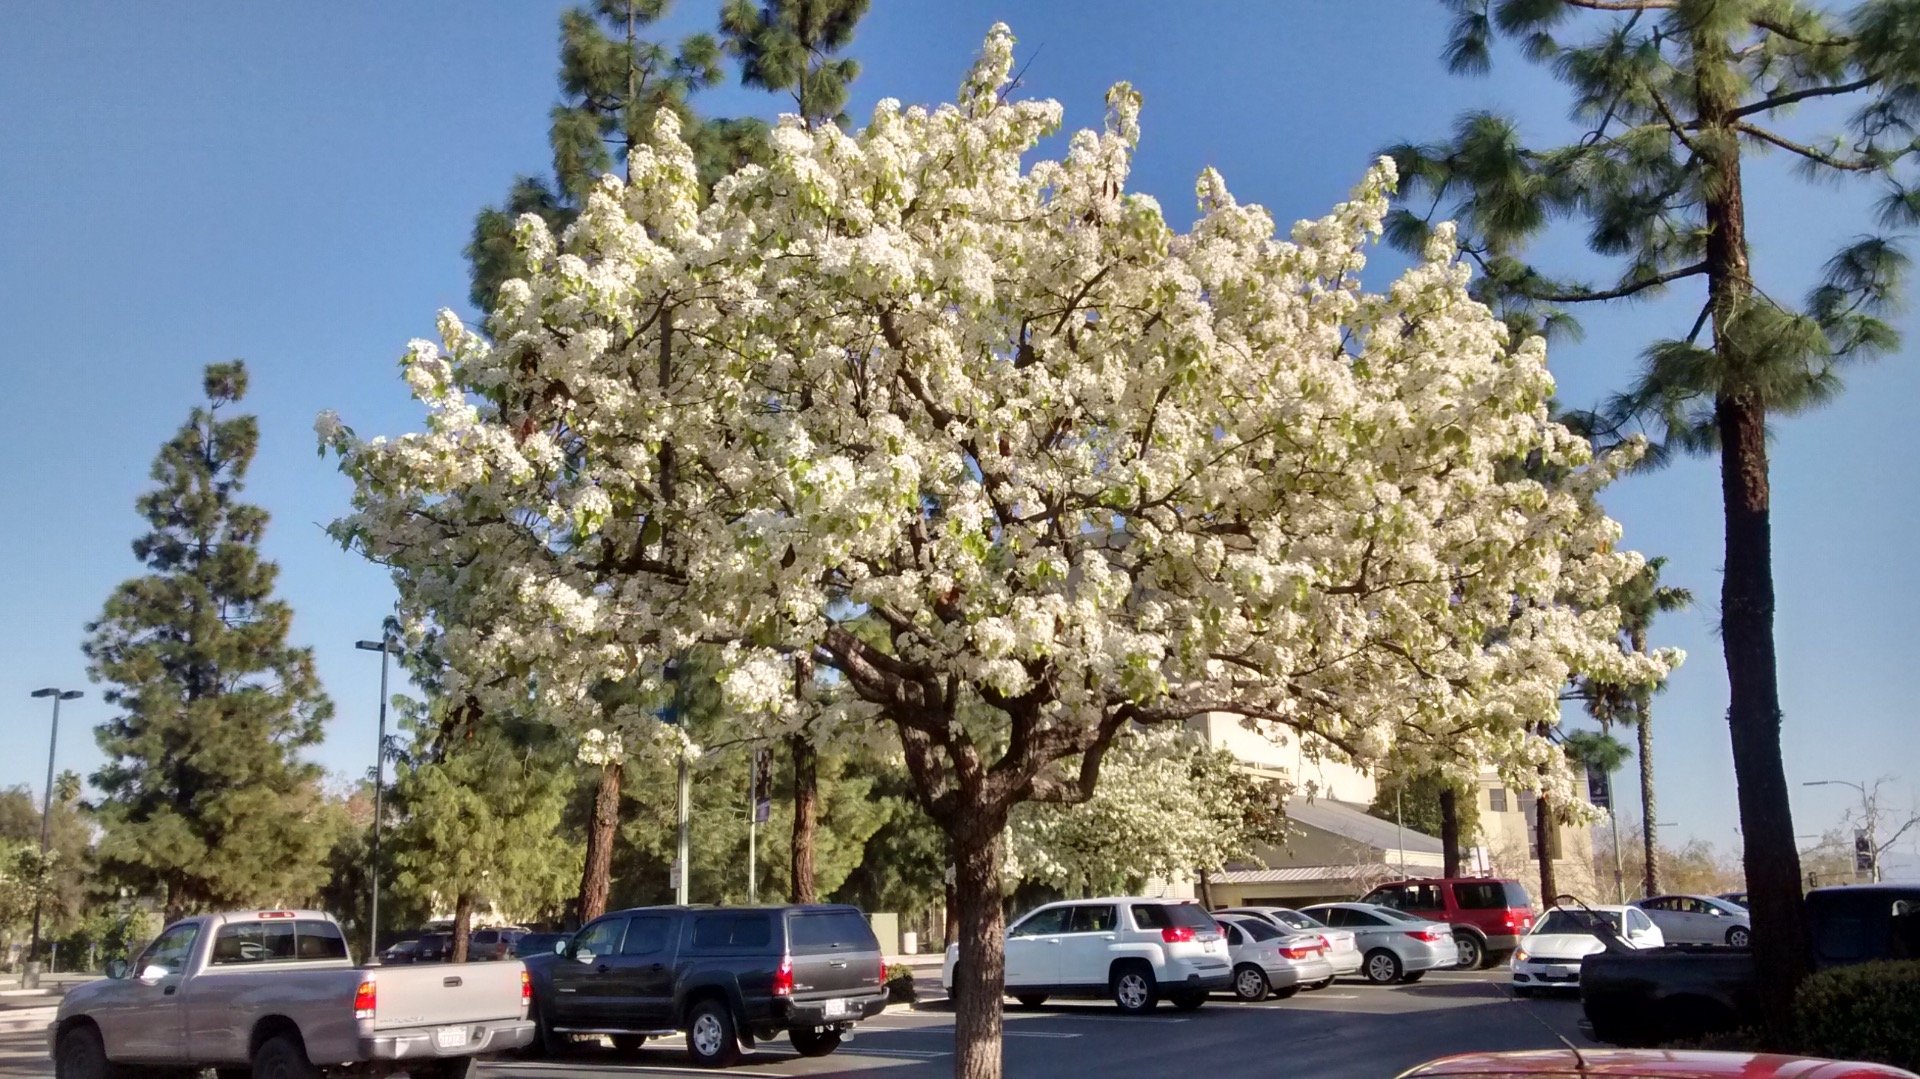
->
[610, 1034, 648, 1053]
[251, 1034, 320, 1079]
[685, 997, 741, 1068]
[55, 1024, 120, 1079]
[1014, 994, 1048, 1009]
[789, 1028, 842, 1057]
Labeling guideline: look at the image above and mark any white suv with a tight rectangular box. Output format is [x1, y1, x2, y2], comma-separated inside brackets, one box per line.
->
[941, 897, 1232, 1013]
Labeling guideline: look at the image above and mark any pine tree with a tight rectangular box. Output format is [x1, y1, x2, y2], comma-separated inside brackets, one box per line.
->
[1387, 0, 1919, 1028]
[84, 362, 334, 921]
[388, 704, 581, 963]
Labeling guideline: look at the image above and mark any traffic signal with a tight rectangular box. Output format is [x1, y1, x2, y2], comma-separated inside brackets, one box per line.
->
[1855, 830, 1871, 856]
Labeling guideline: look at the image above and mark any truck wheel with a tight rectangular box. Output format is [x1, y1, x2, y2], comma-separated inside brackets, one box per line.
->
[1453, 933, 1484, 970]
[251, 1034, 320, 1079]
[1014, 994, 1048, 1009]
[1363, 949, 1403, 984]
[1110, 962, 1158, 1014]
[789, 1028, 842, 1057]
[56, 1024, 117, 1079]
[610, 1034, 647, 1053]
[685, 998, 741, 1068]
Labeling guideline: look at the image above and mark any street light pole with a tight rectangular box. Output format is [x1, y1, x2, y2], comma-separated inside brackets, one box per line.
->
[27, 688, 82, 978]
[1804, 779, 1878, 883]
[356, 637, 401, 959]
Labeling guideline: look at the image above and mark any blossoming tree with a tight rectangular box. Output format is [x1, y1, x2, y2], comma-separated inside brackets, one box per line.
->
[326, 25, 1668, 1076]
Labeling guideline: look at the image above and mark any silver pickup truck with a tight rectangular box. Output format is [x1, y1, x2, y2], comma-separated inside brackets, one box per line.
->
[49, 909, 533, 1078]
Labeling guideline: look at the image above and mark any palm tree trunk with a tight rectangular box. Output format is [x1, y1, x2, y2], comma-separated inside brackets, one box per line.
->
[577, 761, 621, 922]
[1697, 38, 1809, 1034]
[1534, 790, 1556, 904]
[1633, 627, 1659, 898]
[1440, 787, 1462, 879]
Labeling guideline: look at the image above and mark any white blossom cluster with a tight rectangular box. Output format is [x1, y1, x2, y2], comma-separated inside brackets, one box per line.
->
[326, 24, 1673, 811]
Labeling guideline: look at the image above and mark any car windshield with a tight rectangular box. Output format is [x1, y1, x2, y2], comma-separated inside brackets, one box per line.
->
[1537, 909, 1624, 936]
[1270, 909, 1323, 930]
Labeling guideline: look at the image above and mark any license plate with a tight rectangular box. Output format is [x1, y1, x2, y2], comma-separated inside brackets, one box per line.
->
[822, 998, 850, 1019]
[435, 1027, 469, 1050]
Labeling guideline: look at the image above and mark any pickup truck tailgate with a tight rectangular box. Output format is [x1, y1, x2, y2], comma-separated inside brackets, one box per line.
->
[370, 962, 527, 1030]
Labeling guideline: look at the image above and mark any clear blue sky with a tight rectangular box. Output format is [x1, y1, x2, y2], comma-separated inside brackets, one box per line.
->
[3, 1, 1915, 877]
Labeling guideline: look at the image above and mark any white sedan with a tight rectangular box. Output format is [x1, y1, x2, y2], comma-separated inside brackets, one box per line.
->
[1511, 905, 1663, 996]
[1214, 914, 1335, 1002]
[1632, 893, 1752, 947]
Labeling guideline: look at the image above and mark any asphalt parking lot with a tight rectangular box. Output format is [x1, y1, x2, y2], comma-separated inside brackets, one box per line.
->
[0, 969, 1595, 1079]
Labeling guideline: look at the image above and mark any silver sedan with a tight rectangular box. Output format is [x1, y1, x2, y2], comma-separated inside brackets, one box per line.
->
[1214, 914, 1335, 1001]
[1299, 902, 1458, 984]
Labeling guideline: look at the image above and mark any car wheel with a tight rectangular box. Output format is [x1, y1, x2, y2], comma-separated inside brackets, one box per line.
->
[1399, 971, 1427, 984]
[789, 1028, 842, 1058]
[1453, 933, 1483, 970]
[1727, 926, 1751, 948]
[685, 998, 741, 1068]
[1169, 989, 1207, 1011]
[55, 1024, 115, 1079]
[1270, 985, 1299, 1000]
[611, 1034, 648, 1053]
[1015, 994, 1049, 1009]
[251, 1034, 320, 1079]
[1306, 977, 1334, 991]
[1111, 962, 1159, 1014]
[1233, 964, 1270, 1002]
[1363, 949, 1403, 985]
[530, 1001, 571, 1057]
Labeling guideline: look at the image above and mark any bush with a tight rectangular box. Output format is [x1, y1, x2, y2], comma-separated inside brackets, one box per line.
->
[884, 962, 918, 1003]
[1794, 961, 1920, 1072]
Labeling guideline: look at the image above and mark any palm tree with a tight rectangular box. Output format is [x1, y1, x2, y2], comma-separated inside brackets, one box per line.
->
[1563, 729, 1634, 901]
[1584, 559, 1692, 897]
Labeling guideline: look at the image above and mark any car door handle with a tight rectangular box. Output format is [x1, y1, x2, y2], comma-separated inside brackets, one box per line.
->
[596, 964, 611, 974]
[1100, 935, 1116, 941]
[649, 963, 665, 972]
[163, 986, 177, 996]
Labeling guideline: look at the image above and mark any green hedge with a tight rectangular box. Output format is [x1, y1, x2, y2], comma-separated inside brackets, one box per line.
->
[1794, 960, 1920, 1072]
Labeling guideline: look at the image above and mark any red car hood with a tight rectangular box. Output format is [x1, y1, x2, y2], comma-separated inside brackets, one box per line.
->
[1401, 1050, 1917, 1079]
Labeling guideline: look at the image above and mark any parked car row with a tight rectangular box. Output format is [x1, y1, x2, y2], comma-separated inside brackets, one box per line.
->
[379, 925, 535, 964]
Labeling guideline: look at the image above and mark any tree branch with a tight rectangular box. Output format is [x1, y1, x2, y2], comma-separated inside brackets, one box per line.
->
[1527, 262, 1708, 304]
[1733, 122, 1881, 171]
[1731, 77, 1875, 120]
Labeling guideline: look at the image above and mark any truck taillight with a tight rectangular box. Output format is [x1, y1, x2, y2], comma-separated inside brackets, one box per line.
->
[520, 970, 531, 1009]
[1160, 927, 1195, 944]
[772, 955, 794, 997]
[354, 979, 376, 1020]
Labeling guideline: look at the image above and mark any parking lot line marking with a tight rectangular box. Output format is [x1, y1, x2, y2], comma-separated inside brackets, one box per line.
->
[842, 1047, 952, 1059]
[1003, 1031, 1082, 1039]
[491, 1065, 792, 1078]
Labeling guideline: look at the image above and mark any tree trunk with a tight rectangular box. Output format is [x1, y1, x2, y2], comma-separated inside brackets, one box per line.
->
[1534, 791, 1556, 904]
[790, 733, 818, 903]
[944, 878, 959, 950]
[578, 761, 621, 923]
[1196, 867, 1215, 911]
[1696, 37, 1810, 1033]
[949, 815, 1008, 1079]
[450, 893, 473, 964]
[1633, 628, 1660, 898]
[1440, 787, 1462, 879]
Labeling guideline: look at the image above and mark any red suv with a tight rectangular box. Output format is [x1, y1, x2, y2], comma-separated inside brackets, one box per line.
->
[1359, 878, 1535, 969]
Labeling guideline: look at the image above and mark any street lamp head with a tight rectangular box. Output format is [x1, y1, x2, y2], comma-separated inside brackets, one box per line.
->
[31, 688, 81, 700]
[59, 691, 82, 700]
[30, 688, 56, 698]
[355, 639, 398, 653]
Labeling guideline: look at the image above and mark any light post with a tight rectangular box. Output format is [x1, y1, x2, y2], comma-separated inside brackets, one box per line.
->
[663, 657, 691, 906]
[1803, 779, 1878, 883]
[356, 636, 402, 959]
[27, 688, 81, 982]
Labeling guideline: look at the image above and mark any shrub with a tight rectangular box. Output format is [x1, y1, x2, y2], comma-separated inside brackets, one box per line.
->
[1794, 960, 1920, 1072]
[884, 962, 918, 1003]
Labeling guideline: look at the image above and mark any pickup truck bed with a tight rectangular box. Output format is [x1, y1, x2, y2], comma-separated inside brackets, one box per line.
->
[50, 910, 534, 1077]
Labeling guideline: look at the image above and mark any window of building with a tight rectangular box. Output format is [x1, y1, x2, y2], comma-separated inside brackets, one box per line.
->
[1488, 788, 1508, 813]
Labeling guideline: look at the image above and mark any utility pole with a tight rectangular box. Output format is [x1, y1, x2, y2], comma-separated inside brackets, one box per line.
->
[666, 655, 691, 905]
[355, 636, 401, 959]
[26, 688, 81, 985]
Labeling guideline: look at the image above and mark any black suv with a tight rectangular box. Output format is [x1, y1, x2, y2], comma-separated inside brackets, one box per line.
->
[523, 904, 887, 1067]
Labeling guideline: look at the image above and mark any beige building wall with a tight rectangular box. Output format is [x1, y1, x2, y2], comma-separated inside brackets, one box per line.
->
[1187, 713, 1378, 804]
[1474, 772, 1602, 904]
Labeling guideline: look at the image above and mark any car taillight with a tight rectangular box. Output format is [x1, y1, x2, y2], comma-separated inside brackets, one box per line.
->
[1318, 935, 1332, 951]
[354, 979, 376, 1020]
[520, 970, 531, 1009]
[772, 955, 794, 997]
[1280, 944, 1323, 960]
[1161, 927, 1195, 944]
[1409, 929, 1446, 943]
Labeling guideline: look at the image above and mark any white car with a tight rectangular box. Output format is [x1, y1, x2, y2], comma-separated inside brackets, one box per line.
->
[1215, 906, 1363, 981]
[1511, 905, 1663, 996]
[1214, 914, 1335, 1002]
[1632, 894, 1752, 947]
[940, 897, 1232, 1014]
[1299, 902, 1457, 984]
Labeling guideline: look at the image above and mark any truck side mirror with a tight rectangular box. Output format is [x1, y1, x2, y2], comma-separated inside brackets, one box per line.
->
[137, 964, 171, 985]
[104, 959, 128, 980]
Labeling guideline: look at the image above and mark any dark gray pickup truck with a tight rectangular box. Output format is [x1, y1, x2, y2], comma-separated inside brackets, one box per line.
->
[1580, 884, 1920, 1046]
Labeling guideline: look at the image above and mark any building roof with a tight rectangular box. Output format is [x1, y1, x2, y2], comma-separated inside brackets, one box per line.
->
[1211, 864, 1400, 886]
[1287, 797, 1444, 856]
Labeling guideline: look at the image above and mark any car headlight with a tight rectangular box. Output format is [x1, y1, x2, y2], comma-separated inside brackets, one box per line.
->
[1513, 948, 1529, 963]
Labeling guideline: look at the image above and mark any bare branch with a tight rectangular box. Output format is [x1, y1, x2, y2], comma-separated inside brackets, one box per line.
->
[1528, 262, 1708, 304]
[1733, 122, 1882, 171]
[1732, 77, 1876, 120]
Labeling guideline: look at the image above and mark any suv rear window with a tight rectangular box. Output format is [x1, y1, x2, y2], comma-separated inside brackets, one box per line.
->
[787, 910, 879, 955]
[1130, 903, 1214, 931]
[1455, 881, 1532, 910]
